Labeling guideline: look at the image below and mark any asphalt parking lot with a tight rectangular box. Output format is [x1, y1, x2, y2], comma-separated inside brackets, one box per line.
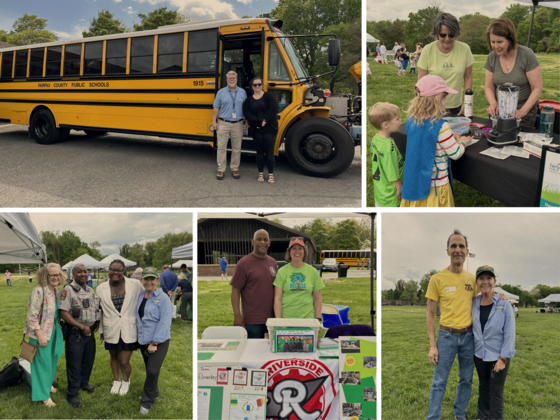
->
[0, 124, 362, 208]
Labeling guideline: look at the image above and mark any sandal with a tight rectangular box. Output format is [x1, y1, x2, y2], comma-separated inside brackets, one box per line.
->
[50, 386, 57, 394]
[43, 398, 56, 407]
[268, 174, 275, 184]
[257, 173, 264, 182]
[216, 171, 224, 180]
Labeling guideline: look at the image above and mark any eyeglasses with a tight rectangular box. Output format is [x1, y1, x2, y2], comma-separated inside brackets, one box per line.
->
[290, 237, 304, 241]
[109, 268, 124, 273]
[48, 274, 61, 278]
[439, 33, 455, 39]
[252, 83, 262, 87]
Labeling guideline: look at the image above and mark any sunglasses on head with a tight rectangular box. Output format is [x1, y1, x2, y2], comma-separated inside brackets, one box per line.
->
[439, 33, 455, 39]
[252, 83, 262, 87]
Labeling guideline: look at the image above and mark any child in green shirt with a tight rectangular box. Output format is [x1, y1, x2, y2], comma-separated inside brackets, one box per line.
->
[369, 102, 404, 207]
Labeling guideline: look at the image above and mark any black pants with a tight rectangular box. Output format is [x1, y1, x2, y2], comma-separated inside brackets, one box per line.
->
[253, 128, 275, 173]
[181, 293, 192, 320]
[65, 332, 96, 399]
[446, 105, 462, 116]
[139, 339, 170, 409]
[474, 356, 510, 420]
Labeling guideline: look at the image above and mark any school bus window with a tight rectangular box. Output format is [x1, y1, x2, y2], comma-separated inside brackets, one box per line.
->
[268, 42, 290, 81]
[268, 89, 292, 112]
[84, 42, 103, 75]
[130, 36, 154, 74]
[29, 48, 44, 77]
[187, 29, 217, 73]
[105, 39, 127, 74]
[157, 33, 183, 73]
[14, 50, 28, 78]
[1, 51, 14, 79]
[249, 53, 261, 77]
[46, 46, 62, 76]
[64, 44, 82, 76]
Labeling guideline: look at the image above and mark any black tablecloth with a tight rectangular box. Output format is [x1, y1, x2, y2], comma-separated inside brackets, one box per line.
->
[392, 116, 560, 207]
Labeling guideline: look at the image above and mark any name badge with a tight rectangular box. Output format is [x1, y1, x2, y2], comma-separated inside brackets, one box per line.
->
[446, 287, 456, 293]
[152, 299, 160, 304]
[496, 305, 504, 311]
[232, 111, 237, 119]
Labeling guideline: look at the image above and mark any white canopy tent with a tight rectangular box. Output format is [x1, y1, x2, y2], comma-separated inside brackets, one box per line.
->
[366, 33, 379, 43]
[171, 259, 193, 268]
[171, 243, 193, 259]
[516, 0, 560, 46]
[100, 253, 137, 267]
[493, 287, 519, 303]
[63, 254, 109, 269]
[0, 213, 47, 264]
[62, 260, 74, 270]
[538, 294, 560, 303]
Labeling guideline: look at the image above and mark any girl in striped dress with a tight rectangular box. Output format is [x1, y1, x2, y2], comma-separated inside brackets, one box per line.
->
[400, 75, 474, 207]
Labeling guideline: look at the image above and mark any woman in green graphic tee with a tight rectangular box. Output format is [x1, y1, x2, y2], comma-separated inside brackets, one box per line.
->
[273, 238, 325, 319]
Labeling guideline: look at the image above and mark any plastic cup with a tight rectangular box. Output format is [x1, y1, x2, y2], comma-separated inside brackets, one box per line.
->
[490, 115, 498, 128]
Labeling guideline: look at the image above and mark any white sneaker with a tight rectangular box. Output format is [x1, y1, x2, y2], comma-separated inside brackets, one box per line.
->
[110, 380, 121, 394]
[119, 380, 130, 396]
[140, 406, 150, 415]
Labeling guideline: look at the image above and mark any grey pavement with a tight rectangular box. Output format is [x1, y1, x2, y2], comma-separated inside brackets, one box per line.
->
[198, 268, 375, 281]
[0, 124, 361, 208]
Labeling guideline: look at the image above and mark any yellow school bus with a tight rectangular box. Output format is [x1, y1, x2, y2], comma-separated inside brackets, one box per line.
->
[320, 249, 375, 267]
[0, 18, 357, 177]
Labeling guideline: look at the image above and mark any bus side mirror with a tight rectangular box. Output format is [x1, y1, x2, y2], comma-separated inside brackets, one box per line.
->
[328, 39, 340, 67]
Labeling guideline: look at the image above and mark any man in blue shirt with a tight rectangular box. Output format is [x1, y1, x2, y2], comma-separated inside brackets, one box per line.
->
[220, 255, 228, 280]
[213, 70, 248, 180]
[159, 265, 178, 297]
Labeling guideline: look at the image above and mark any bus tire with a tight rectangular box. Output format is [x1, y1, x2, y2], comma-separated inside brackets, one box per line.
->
[30, 109, 67, 145]
[83, 130, 108, 137]
[284, 117, 354, 178]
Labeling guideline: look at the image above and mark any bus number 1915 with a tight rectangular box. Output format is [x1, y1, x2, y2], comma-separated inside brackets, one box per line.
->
[193, 80, 204, 86]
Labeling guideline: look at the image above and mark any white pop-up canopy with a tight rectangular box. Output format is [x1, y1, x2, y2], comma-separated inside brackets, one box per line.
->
[0, 213, 47, 264]
[366, 33, 379, 43]
[171, 243, 193, 259]
[171, 259, 193, 268]
[100, 253, 137, 267]
[64, 254, 109, 269]
[493, 287, 520, 303]
[538, 294, 560, 303]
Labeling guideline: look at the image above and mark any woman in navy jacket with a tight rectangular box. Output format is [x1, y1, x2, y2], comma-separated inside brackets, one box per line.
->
[472, 265, 515, 420]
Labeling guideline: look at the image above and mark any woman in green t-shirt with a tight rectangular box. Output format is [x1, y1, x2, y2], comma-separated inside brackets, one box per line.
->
[483, 18, 543, 128]
[273, 237, 325, 320]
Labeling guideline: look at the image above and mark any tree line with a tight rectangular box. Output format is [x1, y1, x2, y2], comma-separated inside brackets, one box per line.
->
[0, 229, 192, 273]
[382, 269, 560, 307]
[367, 2, 560, 54]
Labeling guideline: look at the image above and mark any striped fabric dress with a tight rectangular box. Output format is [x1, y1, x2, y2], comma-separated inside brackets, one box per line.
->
[431, 122, 466, 187]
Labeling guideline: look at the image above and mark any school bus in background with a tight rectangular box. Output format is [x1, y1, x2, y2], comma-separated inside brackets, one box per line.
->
[0, 18, 358, 177]
[320, 249, 376, 268]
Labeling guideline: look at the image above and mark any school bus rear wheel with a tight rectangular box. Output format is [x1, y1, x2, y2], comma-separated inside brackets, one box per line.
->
[285, 117, 354, 178]
[30, 109, 69, 145]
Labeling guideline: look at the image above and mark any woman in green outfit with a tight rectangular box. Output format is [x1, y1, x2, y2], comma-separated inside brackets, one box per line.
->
[24, 263, 65, 407]
[273, 238, 325, 320]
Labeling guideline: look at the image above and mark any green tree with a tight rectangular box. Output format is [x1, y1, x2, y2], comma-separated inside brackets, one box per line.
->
[370, 19, 406, 48]
[83, 9, 128, 38]
[128, 243, 148, 267]
[307, 218, 330, 259]
[517, 19, 542, 50]
[418, 269, 439, 302]
[500, 3, 531, 29]
[328, 219, 361, 250]
[401, 280, 419, 304]
[458, 14, 492, 54]
[7, 13, 59, 45]
[394, 279, 406, 301]
[270, 218, 284, 225]
[133, 6, 190, 32]
[150, 232, 193, 269]
[405, 3, 445, 49]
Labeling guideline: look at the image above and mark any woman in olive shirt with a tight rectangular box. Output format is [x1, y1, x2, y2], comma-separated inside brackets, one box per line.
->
[484, 18, 542, 128]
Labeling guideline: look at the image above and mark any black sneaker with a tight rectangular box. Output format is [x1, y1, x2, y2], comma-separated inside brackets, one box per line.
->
[68, 397, 83, 408]
[80, 384, 97, 394]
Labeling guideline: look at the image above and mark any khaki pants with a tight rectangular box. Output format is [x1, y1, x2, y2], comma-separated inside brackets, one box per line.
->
[217, 120, 244, 172]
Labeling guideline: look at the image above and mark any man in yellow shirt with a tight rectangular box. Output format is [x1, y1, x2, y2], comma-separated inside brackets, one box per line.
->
[425, 230, 476, 420]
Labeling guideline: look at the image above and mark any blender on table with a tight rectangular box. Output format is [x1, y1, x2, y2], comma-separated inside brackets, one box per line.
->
[487, 83, 522, 148]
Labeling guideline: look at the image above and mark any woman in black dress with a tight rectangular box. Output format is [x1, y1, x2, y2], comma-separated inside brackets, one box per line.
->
[243, 76, 279, 183]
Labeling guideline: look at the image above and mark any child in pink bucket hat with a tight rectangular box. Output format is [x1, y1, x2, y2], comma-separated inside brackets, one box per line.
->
[400, 75, 474, 207]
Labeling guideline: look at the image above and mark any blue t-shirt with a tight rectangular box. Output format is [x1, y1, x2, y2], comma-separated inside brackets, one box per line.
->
[213, 86, 247, 121]
[220, 258, 228, 271]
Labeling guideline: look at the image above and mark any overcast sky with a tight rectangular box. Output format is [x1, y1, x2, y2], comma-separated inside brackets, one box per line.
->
[1, 0, 280, 41]
[367, 0, 521, 22]
[381, 213, 560, 291]
[30, 212, 192, 255]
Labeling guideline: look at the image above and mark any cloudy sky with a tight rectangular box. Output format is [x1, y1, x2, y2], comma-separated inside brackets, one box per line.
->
[381, 213, 560, 291]
[1, 0, 280, 41]
[367, 0, 523, 22]
[29, 212, 192, 255]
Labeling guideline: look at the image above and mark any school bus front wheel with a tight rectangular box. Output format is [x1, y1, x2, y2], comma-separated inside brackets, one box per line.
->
[284, 117, 354, 178]
[29, 108, 69, 145]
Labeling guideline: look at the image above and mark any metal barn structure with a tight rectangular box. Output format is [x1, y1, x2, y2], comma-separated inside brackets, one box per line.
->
[197, 218, 316, 265]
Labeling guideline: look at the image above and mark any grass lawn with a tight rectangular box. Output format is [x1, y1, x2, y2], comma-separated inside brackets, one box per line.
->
[197, 277, 376, 338]
[0, 275, 192, 419]
[366, 53, 560, 207]
[381, 306, 560, 419]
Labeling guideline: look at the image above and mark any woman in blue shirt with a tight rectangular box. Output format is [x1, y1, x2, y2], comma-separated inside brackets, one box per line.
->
[136, 267, 173, 415]
[472, 265, 515, 420]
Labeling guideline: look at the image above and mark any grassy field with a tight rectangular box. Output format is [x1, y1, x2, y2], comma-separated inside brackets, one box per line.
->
[381, 306, 560, 419]
[366, 53, 560, 207]
[0, 275, 192, 419]
[198, 277, 376, 338]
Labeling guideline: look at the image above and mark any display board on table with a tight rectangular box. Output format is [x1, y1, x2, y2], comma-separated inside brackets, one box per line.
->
[198, 365, 268, 420]
[338, 336, 377, 420]
[536, 144, 560, 207]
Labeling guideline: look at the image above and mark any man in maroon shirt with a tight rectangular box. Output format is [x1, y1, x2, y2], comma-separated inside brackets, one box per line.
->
[230, 229, 278, 338]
